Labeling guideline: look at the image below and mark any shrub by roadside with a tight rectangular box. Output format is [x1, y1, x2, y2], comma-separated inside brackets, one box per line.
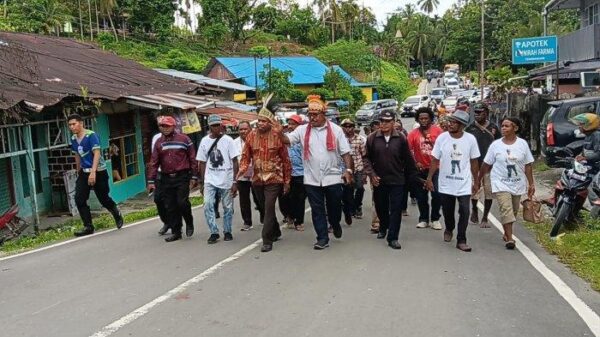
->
[0, 197, 203, 256]
[524, 214, 600, 291]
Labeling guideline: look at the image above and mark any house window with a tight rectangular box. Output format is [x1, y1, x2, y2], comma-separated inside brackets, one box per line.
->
[586, 4, 599, 26]
[108, 114, 139, 182]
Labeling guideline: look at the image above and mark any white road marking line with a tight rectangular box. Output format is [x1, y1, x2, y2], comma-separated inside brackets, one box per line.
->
[0, 205, 204, 262]
[90, 206, 314, 337]
[89, 238, 262, 337]
[479, 203, 600, 336]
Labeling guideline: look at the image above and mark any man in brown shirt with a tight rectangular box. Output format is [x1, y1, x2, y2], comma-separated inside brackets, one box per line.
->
[238, 95, 291, 252]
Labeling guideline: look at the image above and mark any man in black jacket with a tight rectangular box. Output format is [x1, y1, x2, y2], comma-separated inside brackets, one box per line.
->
[363, 111, 420, 250]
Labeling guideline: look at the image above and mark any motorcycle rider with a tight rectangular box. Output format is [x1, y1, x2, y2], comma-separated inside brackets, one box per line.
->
[572, 113, 600, 167]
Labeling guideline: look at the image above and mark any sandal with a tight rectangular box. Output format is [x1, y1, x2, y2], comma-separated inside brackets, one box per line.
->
[294, 224, 305, 231]
[505, 240, 516, 250]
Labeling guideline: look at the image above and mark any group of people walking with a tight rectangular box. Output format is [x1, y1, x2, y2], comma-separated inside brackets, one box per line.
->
[67, 94, 536, 253]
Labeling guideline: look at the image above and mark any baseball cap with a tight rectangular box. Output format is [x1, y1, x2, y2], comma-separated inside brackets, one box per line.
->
[207, 114, 222, 126]
[157, 116, 176, 126]
[340, 118, 355, 126]
[287, 114, 303, 125]
[379, 111, 395, 121]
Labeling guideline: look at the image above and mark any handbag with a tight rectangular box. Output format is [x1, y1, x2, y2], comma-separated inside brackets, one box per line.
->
[521, 197, 543, 223]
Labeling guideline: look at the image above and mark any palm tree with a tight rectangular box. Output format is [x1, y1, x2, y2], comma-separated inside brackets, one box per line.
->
[28, 0, 71, 36]
[323, 0, 342, 43]
[340, 0, 360, 40]
[405, 14, 433, 76]
[417, 0, 439, 14]
[99, 0, 118, 40]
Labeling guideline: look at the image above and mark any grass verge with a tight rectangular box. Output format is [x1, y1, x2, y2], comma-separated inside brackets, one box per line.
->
[524, 213, 600, 291]
[532, 159, 551, 172]
[0, 196, 203, 256]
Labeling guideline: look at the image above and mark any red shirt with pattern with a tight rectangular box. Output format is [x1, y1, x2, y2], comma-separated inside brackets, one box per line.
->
[407, 125, 443, 171]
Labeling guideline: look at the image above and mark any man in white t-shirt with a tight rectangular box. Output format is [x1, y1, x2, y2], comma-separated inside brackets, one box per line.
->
[426, 110, 480, 252]
[197, 114, 240, 244]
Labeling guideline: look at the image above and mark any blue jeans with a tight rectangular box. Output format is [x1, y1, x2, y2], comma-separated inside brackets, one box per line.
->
[203, 183, 234, 234]
[305, 184, 343, 243]
[373, 184, 404, 242]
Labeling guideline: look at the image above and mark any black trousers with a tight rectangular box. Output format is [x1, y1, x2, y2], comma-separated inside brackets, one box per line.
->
[253, 184, 282, 245]
[288, 176, 306, 225]
[373, 184, 404, 242]
[440, 193, 470, 243]
[75, 170, 119, 229]
[160, 171, 193, 235]
[237, 180, 254, 226]
[154, 175, 181, 230]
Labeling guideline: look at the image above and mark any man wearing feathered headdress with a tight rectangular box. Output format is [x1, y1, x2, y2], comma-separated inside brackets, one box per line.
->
[274, 94, 354, 250]
[237, 94, 292, 253]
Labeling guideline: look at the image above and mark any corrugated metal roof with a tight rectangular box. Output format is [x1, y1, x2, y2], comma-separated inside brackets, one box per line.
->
[214, 56, 371, 88]
[125, 93, 215, 110]
[215, 100, 256, 112]
[155, 69, 255, 91]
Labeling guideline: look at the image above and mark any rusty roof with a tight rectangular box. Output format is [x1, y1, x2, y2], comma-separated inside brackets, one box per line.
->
[199, 106, 258, 123]
[0, 32, 198, 110]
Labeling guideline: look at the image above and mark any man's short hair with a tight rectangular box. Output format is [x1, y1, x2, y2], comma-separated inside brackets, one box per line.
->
[415, 107, 434, 121]
[67, 114, 83, 122]
[238, 121, 251, 128]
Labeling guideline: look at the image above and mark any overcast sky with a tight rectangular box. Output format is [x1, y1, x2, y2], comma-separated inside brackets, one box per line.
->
[295, 0, 457, 29]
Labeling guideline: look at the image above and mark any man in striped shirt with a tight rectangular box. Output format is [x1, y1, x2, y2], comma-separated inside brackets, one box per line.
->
[147, 116, 198, 242]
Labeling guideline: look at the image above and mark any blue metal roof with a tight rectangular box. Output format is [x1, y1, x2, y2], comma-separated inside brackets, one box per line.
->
[214, 56, 371, 88]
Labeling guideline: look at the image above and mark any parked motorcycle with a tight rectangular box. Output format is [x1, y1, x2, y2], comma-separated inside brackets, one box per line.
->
[549, 158, 593, 238]
[588, 172, 600, 218]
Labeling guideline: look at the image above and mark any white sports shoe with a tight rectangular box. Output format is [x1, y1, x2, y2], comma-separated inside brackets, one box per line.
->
[431, 220, 442, 230]
[416, 222, 428, 228]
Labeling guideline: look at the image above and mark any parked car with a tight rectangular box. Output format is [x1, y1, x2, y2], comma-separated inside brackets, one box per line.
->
[401, 95, 431, 117]
[429, 87, 450, 103]
[541, 97, 600, 166]
[410, 72, 420, 80]
[443, 72, 457, 84]
[355, 99, 398, 125]
[446, 78, 460, 91]
[442, 96, 459, 114]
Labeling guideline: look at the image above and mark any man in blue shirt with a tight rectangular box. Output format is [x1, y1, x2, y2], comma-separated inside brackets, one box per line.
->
[286, 115, 306, 231]
[68, 114, 123, 237]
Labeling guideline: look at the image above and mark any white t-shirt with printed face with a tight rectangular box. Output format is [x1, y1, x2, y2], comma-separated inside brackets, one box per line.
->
[484, 138, 534, 195]
[196, 134, 240, 189]
[432, 131, 480, 196]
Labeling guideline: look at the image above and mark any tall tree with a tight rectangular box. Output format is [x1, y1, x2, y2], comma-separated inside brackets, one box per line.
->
[417, 0, 439, 14]
[27, 0, 71, 36]
[99, 0, 118, 40]
[405, 14, 433, 76]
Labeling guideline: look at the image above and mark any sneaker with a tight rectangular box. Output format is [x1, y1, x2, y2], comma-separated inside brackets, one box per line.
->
[207, 233, 220, 244]
[224, 232, 233, 241]
[313, 240, 330, 250]
[240, 224, 254, 231]
[332, 225, 343, 238]
[431, 221, 442, 230]
[344, 214, 353, 226]
[416, 222, 429, 229]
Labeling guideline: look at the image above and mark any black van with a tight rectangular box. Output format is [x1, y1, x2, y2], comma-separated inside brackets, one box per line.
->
[540, 97, 600, 166]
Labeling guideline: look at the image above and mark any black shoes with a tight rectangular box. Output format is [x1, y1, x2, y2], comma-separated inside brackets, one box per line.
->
[74, 227, 94, 237]
[158, 225, 169, 236]
[224, 232, 233, 241]
[313, 240, 329, 250]
[261, 244, 272, 252]
[165, 234, 182, 242]
[377, 231, 387, 239]
[186, 224, 194, 237]
[332, 225, 343, 239]
[115, 212, 124, 229]
[345, 214, 353, 226]
[388, 240, 402, 250]
[207, 233, 220, 244]
[215, 212, 221, 219]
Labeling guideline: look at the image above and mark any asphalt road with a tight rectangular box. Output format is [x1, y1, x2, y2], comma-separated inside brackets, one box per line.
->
[1, 186, 600, 337]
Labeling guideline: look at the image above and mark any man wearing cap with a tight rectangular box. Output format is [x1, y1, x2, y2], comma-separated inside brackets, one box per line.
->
[147, 115, 198, 242]
[285, 114, 307, 231]
[363, 111, 419, 249]
[341, 118, 366, 222]
[465, 103, 500, 228]
[68, 114, 123, 237]
[198, 114, 240, 244]
[426, 110, 480, 252]
[238, 96, 291, 252]
[274, 94, 353, 250]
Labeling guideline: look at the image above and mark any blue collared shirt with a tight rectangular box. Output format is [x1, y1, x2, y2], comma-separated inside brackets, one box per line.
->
[288, 143, 304, 176]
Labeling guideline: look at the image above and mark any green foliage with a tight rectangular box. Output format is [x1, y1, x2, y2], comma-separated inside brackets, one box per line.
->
[121, 0, 177, 39]
[259, 65, 294, 101]
[96, 35, 209, 72]
[323, 68, 351, 98]
[248, 45, 270, 57]
[377, 61, 415, 102]
[524, 218, 600, 291]
[485, 66, 513, 85]
[203, 22, 229, 48]
[288, 89, 307, 102]
[314, 41, 379, 75]
[308, 88, 333, 100]
[275, 6, 320, 46]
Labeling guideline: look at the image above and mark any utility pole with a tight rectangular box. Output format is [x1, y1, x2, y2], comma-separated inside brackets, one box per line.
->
[254, 56, 260, 103]
[268, 48, 272, 94]
[479, 0, 485, 101]
[3, 0, 7, 18]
